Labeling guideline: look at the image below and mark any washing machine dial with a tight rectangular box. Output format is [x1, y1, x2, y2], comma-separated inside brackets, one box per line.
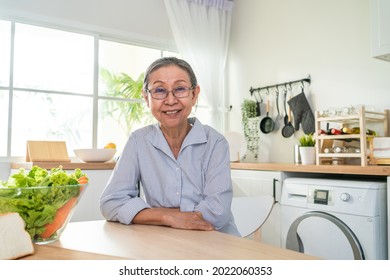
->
[340, 193, 351, 202]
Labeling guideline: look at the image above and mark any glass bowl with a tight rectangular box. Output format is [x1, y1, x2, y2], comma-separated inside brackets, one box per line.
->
[0, 184, 87, 244]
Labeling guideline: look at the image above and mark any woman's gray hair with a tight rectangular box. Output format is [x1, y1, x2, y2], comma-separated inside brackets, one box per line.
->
[143, 57, 198, 92]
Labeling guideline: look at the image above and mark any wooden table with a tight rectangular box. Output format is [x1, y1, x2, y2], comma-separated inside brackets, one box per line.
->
[29, 220, 318, 260]
[21, 244, 126, 260]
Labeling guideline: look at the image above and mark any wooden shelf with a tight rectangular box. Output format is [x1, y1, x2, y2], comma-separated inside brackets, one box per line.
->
[315, 106, 389, 166]
[318, 153, 362, 158]
[317, 134, 361, 140]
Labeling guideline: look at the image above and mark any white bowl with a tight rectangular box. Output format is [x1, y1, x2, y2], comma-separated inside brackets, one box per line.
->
[74, 148, 116, 163]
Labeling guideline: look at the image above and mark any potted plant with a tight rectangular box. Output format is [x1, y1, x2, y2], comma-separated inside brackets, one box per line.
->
[99, 68, 154, 135]
[298, 133, 316, 165]
[241, 99, 260, 159]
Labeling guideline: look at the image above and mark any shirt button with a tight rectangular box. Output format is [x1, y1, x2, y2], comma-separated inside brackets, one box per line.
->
[176, 192, 180, 196]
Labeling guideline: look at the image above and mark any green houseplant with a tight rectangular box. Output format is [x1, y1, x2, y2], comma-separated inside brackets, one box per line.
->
[99, 68, 153, 135]
[298, 133, 316, 147]
[298, 133, 316, 165]
[241, 99, 260, 159]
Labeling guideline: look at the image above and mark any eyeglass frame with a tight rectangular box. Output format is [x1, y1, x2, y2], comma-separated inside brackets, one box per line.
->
[146, 85, 195, 100]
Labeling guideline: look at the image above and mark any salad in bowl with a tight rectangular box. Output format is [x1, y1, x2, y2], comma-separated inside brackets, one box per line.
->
[0, 165, 88, 244]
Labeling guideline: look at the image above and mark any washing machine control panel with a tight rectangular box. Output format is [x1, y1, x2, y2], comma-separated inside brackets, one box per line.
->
[313, 189, 329, 205]
[307, 188, 334, 206]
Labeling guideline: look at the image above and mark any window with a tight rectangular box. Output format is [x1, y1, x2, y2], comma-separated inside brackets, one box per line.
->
[13, 23, 94, 93]
[97, 40, 162, 150]
[0, 89, 8, 156]
[0, 20, 11, 157]
[0, 19, 179, 158]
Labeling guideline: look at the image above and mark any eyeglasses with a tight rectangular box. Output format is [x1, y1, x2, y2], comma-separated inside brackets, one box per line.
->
[146, 86, 194, 100]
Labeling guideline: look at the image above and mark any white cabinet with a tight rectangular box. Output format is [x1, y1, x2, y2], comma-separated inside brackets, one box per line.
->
[231, 169, 282, 247]
[388, 176, 390, 259]
[70, 169, 112, 222]
[371, 0, 390, 61]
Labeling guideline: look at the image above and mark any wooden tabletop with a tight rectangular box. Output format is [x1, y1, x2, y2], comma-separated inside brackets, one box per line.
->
[40, 220, 318, 260]
[20, 244, 126, 260]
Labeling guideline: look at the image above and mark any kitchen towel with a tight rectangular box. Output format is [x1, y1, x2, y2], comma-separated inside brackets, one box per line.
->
[287, 92, 315, 134]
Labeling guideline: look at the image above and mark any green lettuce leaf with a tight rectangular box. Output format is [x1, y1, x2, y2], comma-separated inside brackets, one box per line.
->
[0, 165, 87, 241]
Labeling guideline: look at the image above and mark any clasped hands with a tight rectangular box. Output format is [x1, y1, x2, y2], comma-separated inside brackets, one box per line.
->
[132, 207, 214, 231]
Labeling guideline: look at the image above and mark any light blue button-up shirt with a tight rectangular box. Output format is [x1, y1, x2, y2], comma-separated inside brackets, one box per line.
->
[100, 117, 240, 236]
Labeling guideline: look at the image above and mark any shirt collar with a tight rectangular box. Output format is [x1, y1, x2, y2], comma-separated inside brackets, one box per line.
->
[147, 117, 207, 156]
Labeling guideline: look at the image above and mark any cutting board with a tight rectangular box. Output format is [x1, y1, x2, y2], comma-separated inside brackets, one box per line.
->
[26, 141, 70, 162]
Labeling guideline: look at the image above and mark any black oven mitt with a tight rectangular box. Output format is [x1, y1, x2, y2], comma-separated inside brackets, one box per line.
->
[287, 92, 315, 134]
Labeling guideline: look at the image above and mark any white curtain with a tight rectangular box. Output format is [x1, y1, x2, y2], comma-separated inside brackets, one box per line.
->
[164, 0, 233, 131]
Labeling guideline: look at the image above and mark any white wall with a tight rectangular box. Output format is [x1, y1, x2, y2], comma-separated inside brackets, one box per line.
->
[227, 0, 390, 163]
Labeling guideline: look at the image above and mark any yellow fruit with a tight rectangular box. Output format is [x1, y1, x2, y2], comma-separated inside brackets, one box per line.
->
[351, 127, 360, 134]
[342, 127, 352, 134]
[104, 143, 116, 149]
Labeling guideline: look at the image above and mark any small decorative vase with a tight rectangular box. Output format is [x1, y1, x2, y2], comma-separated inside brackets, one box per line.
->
[244, 117, 260, 160]
[299, 146, 316, 165]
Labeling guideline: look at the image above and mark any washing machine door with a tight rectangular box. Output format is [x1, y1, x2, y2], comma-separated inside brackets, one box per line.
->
[286, 211, 364, 260]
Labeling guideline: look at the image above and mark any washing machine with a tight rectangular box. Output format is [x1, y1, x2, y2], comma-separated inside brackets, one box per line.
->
[280, 177, 387, 260]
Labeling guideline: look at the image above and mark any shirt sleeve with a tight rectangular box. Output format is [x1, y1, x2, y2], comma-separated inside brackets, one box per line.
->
[192, 136, 233, 230]
[99, 135, 150, 225]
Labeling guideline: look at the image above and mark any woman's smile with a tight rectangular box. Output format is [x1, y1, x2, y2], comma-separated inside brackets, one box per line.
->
[164, 109, 181, 115]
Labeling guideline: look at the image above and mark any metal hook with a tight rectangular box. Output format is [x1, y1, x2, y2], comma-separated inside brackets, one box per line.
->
[253, 91, 259, 102]
[274, 86, 280, 101]
[300, 81, 305, 93]
[258, 90, 263, 102]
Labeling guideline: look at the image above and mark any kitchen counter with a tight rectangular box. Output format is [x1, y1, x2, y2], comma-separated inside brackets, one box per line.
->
[231, 162, 390, 176]
[11, 161, 390, 175]
[32, 220, 318, 260]
[11, 161, 116, 170]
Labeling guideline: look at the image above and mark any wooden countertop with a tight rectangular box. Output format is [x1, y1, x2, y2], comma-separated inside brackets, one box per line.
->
[41, 220, 318, 260]
[11, 161, 116, 170]
[231, 162, 390, 176]
[12, 161, 390, 175]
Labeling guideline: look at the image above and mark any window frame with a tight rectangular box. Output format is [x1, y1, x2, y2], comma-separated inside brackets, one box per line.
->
[0, 18, 178, 162]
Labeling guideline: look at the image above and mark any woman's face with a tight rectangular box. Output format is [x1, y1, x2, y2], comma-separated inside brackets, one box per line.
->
[143, 65, 200, 130]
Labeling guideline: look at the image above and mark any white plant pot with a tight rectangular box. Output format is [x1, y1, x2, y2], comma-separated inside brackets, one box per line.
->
[299, 146, 316, 165]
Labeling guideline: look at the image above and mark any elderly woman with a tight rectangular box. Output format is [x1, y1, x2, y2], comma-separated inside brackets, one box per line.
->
[100, 57, 239, 236]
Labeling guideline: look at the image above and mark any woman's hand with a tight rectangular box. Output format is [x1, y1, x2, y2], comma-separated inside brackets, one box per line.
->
[132, 208, 214, 231]
[164, 209, 214, 231]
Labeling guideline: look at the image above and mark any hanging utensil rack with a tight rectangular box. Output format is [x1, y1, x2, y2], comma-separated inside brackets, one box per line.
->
[249, 75, 311, 98]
